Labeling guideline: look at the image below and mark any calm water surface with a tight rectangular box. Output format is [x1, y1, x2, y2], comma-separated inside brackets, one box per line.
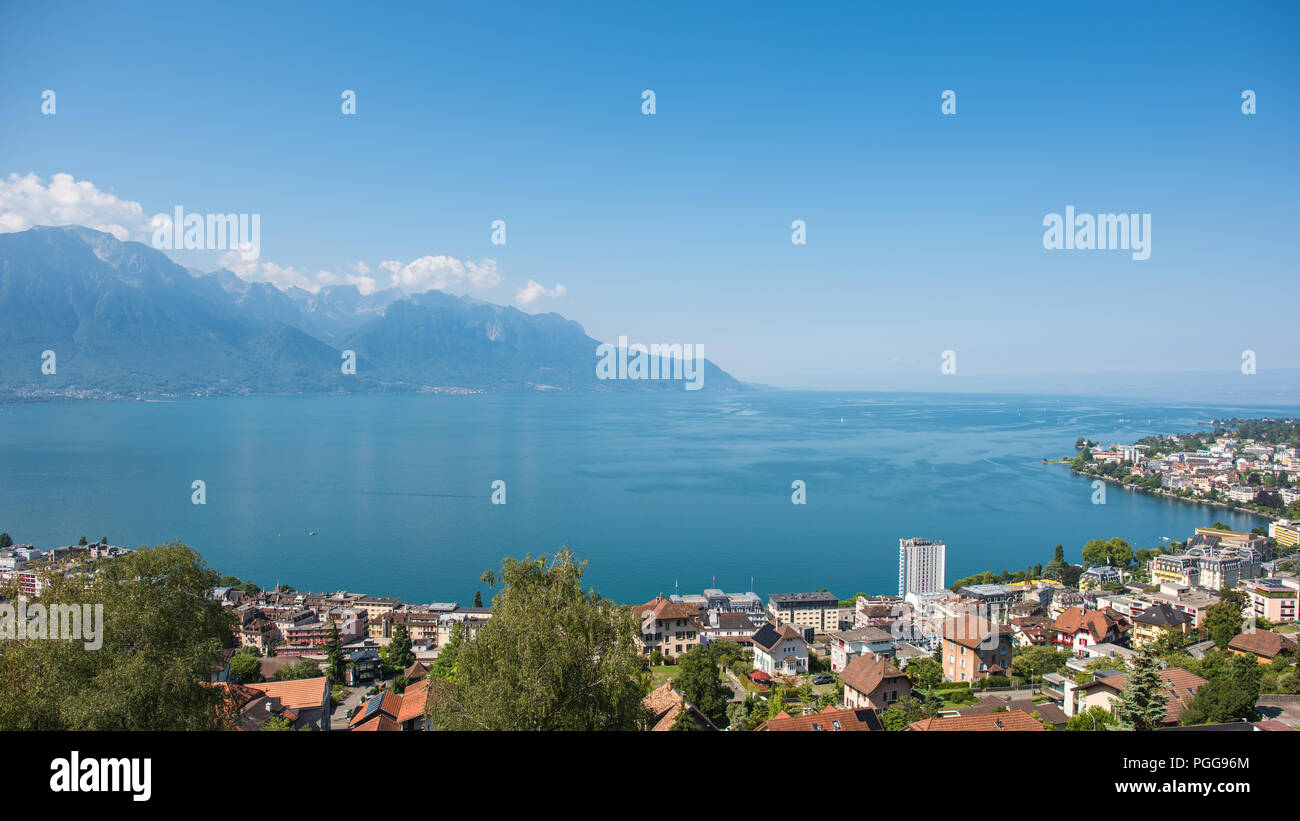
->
[0, 391, 1283, 603]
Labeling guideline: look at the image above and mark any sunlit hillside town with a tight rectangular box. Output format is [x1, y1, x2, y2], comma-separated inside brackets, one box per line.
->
[1066, 419, 1300, 527]
[3, 517, 1298, 732]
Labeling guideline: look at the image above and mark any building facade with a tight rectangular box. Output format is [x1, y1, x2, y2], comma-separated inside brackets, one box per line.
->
[899, 538, 946, 598]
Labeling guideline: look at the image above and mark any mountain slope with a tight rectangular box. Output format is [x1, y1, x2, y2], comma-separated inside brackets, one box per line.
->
[0, 226, 742, 396]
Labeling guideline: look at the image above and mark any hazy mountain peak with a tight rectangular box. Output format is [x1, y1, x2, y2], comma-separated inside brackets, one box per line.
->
[0, 225, 742, 396]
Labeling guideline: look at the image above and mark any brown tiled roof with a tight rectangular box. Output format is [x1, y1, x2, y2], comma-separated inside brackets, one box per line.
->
[906, 709, 1046, 732]
[760, 707, 883, 732]
[641, 681, 718, 731]
[958, 696, 1068, 725]
[1081, 667, 1208, 724]
[404, 661, 429, 681]
[1052, 607, 1127, 641]
[1229, 630, 1296, 660]
[396, 680, 429, 724]
[352, 715, 399, 731]
[256, 655, 309, 679]
[839, 653, 908, 698]
[247, 676, 329, 711]
[941, 615, 1013, 650]
[635, 596, 705, 629]
[350, 690, 403, 727]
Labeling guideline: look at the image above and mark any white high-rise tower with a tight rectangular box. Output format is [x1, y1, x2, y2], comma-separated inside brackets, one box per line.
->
[898, 537, 946, 598]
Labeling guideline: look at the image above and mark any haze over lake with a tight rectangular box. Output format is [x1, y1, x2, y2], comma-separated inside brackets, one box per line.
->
[0, 391, 1283, 603]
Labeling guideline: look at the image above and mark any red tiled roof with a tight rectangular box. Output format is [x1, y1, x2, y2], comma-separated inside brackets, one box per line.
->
[941, 614, 1012, 650]
[1229, 630, 1296, 659]
[350, 690, 403, 727]
[396, 680, 429, 724]
[352, 715, 399, 731]
[246, 676, 328, 711]
[839, 653, 909, 699]
[1081, 668, 1208, 724]
[761, 707, 883, 732]
[906, 709, 1046, 732]
[635, 596, 704, 625]
[641, 681, 718, 731]
[1052, 607, 1127, 641]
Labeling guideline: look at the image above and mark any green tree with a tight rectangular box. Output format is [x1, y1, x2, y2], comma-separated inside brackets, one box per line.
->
[1113, 653, 1168, 730]
[1066, 705, 1117, 731]
[387, 623, 415, 672]
[426, 550, 649, 730]
[766, 688, 789, 719]
[1011, 646, 1067, 692]
[0, 541, 236, 730]
[726, 697, 763, 731]
[878, 696, 926, 731]
[324, 623, 346, 684]
[274, 658, 324, 681]
[430, 621, 465, 683]
[675, 646, 730, 724]
[473, 590, 483, 608]
[260, 715, 293, 731]
[904, 656, 943, 696]
[229, 648, 264, 684]
[668, 708, 700, 730]
[1204, 588, 1248, 649]
[0, 532, 12, 548]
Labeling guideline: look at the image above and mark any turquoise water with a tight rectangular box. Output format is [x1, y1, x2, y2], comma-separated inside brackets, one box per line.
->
[0, 391, 1281, 603]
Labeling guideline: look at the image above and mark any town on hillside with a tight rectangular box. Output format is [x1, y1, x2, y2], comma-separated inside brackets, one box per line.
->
[2, 524, 1297, 733]
[1061, 417, 1300, 524]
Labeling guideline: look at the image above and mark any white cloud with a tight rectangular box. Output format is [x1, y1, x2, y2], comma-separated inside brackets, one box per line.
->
[0, 172, 150, 240]
[515, 280, 567, 308]
[381, 256, 501, 294]
[1, 172, 519, 300]
[223, 252, 504, 297]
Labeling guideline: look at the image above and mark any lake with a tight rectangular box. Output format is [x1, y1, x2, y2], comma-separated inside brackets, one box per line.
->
[0, 391, 1282, 603]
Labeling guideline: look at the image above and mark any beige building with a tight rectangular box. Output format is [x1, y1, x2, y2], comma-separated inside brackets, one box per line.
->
[635, 596, 704, 660]
[356, 596, 403, 638]
[766, 592, 844, 634]
[941, 615, 1014, 683]
[1243, 579, 1299, 625]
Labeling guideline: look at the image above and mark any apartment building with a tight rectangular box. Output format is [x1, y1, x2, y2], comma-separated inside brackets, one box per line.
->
[840, 653, 911, 710]
[1243, 578, 1299, 625]
[825, 626, 895, 672]
[1269, 520, 1300, 549]
[940, 615, 1014, 683]
[635, 595, 705, 660]
[898, 538, 946, 599]
[766, 591, 844, 634]
[1130, 602, 1193, 647]
[356, 596, 403, 637]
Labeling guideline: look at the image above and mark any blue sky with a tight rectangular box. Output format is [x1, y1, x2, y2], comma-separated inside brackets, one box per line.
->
[1, 1, 1297, 389]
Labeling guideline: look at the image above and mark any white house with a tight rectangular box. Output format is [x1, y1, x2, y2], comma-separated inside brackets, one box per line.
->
[825, 626, 895, 672]
[750, 622, 809, 677]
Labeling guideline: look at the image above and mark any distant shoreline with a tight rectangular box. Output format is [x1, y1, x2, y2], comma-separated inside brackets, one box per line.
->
[1051, 462, 1279, 523]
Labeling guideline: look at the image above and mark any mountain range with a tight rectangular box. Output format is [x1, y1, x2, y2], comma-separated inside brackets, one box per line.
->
[0, 226, 742, 397]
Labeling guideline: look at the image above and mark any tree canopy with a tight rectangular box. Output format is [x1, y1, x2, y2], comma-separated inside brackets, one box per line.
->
[425, 549, 650, 730]
[0, 541, 235, 730]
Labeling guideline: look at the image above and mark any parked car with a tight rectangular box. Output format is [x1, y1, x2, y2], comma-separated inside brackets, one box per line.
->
[811, 673, 834, 685]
